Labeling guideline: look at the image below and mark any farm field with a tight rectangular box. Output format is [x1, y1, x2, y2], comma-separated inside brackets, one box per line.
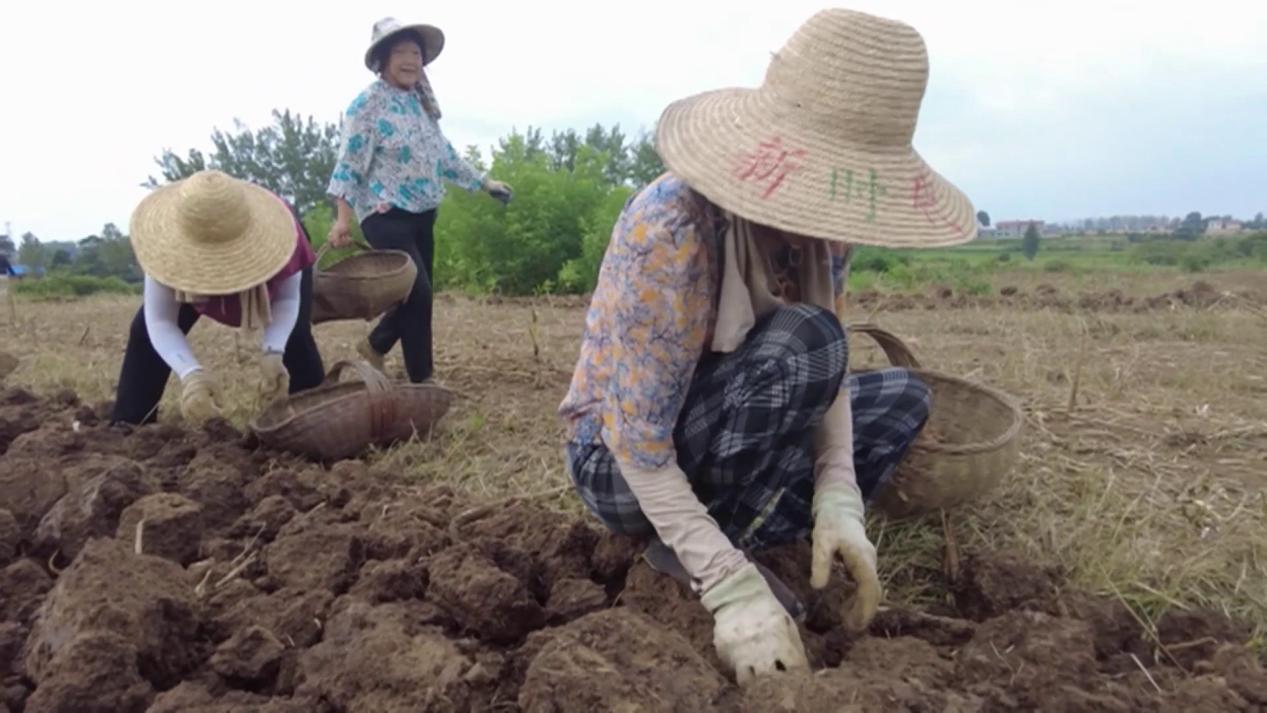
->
[1, 267, 1265, 711]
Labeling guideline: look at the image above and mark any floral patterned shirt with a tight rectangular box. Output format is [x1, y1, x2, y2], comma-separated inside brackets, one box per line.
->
[327, 79, 484, 223]
[559, 173, 850, 470]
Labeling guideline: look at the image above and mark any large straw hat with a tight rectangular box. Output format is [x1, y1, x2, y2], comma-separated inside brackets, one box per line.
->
[130, 171, 296, 295]
[656, 9, 977, 248]
[365, 17, 445, 70]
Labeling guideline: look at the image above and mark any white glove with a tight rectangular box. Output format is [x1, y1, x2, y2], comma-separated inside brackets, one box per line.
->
[811, 484, 881, 633]
[701, 563, 809, 685]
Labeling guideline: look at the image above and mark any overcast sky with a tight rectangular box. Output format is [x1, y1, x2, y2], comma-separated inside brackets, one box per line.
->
[2, 0, 1264, 240]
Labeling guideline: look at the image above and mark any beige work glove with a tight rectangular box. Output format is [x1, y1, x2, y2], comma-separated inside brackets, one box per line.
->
[258, 352, 290, 405]
[179, 369, 222, 425]
[811, 484, 881, 633]
[701, 563, 809, 685]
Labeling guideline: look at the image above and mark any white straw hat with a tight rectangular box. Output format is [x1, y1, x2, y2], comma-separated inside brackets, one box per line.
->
[130, 171, 296, 295]
[656, 9, 977, 247]
[365, 17, 445, 70]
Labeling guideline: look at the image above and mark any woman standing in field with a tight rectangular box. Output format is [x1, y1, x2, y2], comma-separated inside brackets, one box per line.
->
[112, 170, 324, 425]
[559, 9, 977, 684]
[327, 17, 512, 384]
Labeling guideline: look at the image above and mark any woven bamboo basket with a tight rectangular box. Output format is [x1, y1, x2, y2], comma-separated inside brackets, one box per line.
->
[311, 242, 418, 324]
[250, 360, 453, 461]
[849, 323, 1023, 518]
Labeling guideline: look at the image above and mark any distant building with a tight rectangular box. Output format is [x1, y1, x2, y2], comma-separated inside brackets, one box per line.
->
[995, 220, 1045, 237]
[1206, 218, 1244, 235]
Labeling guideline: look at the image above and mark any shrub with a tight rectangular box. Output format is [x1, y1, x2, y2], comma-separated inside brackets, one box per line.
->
[12, 274, 139, 300]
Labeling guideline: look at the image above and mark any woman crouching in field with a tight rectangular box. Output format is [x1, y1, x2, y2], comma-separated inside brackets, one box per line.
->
[558, 9, 978, 685]
[111, 170, 324, 425]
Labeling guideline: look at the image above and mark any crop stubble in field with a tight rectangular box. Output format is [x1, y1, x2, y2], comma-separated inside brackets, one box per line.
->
[0, 271, 1264, 710]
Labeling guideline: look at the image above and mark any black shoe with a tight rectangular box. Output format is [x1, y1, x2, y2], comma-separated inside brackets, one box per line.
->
[642, 539, 806, 621]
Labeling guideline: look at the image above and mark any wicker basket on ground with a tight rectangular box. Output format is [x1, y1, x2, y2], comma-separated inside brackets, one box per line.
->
[311, 242, 417, 324]
[250, 360, 453, 460]
[849, 323, 1023, 518]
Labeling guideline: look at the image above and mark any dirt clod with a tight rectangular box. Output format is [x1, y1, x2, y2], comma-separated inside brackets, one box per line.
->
[210, 625, 285, 689]
[519, 608, 728, 713]
[263, 519, 364, 594]
[23, 538, 201, 689]
[0, 558, 52, 624]
[427, 542, 546, 643]
[0, 509, 19, 565]
[117, 492, 204, 565]
[546, 576, 608, 623]
[34, 459, 153, 560]
[295, 600, 475, 712]
[21, 632, 153, 713]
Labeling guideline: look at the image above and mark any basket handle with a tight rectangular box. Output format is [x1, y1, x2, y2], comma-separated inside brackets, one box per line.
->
[325, 359, 392, 394]
[325, 359, 398, 441]
[847, 323, 924, 369]
[315, 240, 375, 261]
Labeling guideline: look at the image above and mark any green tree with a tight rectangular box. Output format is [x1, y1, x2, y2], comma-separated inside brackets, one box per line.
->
[17, 232, 46, 270]
[76, 236, 105, 276]
[628, 132, 665, 187]
[1253, 212, 1264, 230]
[1022, 222, 1041, 260]
[51, 250, 73, 269]
[1175, 211, 1205, 240]
[146, 109, 339, 214]
[976, 210, 991, 227]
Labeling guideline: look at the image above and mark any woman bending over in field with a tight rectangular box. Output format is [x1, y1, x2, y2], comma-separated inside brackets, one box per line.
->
[111, 170, 324, 425]
[559, 9, 978, 685]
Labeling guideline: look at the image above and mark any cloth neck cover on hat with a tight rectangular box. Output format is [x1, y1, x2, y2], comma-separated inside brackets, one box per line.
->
[712, 213, 837, 353]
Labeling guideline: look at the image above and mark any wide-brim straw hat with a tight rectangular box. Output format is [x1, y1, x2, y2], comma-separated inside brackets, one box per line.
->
[365, 17, 445, 70]
[656, 9, 977, 248]
[130, 170, 296, 295]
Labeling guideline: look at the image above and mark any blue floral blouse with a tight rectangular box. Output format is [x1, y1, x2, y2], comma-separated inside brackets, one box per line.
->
[558, 173, 851, 470]
[328, 79, 485, 223]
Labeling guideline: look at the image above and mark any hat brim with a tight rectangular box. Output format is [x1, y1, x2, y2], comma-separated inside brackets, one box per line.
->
[656, 88, 977, 248]
[130, 181, 297, 295]
[365, 24, 445, 70]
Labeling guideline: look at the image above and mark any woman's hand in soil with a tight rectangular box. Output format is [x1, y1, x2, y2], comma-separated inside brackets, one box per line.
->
[811, 485, 881, 633]
[701, 563, 809, 685]
[179, 369, 222, 425]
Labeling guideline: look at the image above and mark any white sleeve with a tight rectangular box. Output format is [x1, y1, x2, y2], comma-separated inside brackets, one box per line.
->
[260, 271, 302, 354]
[144, 276, 201, 379]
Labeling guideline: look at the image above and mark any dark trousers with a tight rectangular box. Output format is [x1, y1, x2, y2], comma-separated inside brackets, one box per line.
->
[361, 208, 437, 383]
[111, 267, 324, 425]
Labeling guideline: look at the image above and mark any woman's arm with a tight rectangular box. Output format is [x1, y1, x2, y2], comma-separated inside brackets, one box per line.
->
[600, 185, 747, 592]
[260, 272, 302, 354]
[143, 276, 200, 378]
[438, 139, 486, 193]
[327, 90, 379, 210]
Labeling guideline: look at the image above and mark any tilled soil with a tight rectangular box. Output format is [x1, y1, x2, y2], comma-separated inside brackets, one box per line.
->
[2, 387, 1265, 712]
